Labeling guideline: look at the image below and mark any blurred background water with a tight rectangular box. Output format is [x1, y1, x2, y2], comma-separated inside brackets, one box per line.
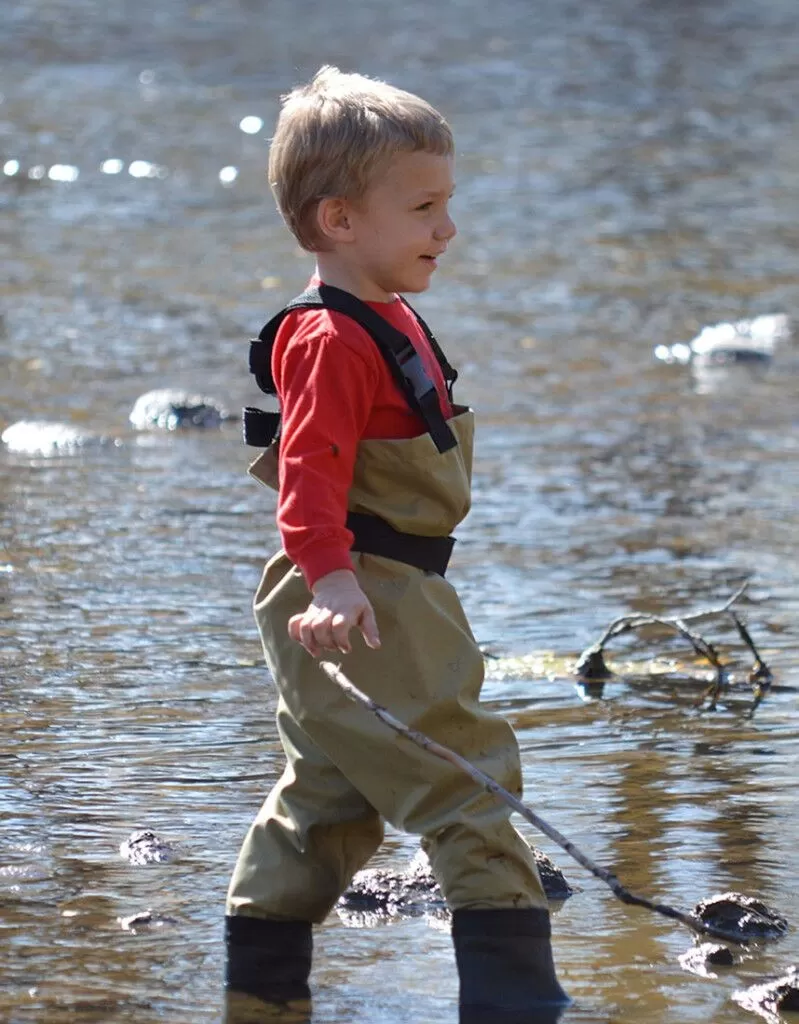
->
[2, 0, 799, 1021]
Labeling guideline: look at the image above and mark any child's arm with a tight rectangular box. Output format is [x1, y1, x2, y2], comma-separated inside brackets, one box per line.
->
[273, 312, 383, 657]
[288, 568, 380, 656]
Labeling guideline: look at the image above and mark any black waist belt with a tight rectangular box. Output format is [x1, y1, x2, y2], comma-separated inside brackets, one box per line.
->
[346, 511, 455, 577]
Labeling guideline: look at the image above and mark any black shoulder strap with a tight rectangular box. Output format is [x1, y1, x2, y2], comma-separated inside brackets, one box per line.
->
[243, 284, 458, 453]
[400, 297, 458, 403]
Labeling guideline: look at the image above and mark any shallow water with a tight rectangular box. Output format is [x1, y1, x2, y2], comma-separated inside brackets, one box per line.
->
[2, 0, 799, 1021]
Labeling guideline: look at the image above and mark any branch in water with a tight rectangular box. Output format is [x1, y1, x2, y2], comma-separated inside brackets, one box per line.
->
[574, 582, 771, 713]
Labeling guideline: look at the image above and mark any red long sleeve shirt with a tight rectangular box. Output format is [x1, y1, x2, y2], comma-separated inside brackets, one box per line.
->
[272, 289, 454, 587]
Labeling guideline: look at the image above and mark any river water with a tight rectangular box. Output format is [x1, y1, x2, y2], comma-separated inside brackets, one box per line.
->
[2, 1, 799, 1021]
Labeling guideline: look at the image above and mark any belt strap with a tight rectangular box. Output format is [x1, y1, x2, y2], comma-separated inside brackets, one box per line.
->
[346, 511, 454, 577]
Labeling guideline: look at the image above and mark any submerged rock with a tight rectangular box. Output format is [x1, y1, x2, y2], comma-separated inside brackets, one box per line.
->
[1, 420, 111, 455]
[733, 966, 799, 1022]
[119, 829, 176, 866]
[655, 314, 793, 394]
[654, 314, 791, 368]
[678, 941, 735, 977]
[692, 892, 789, 943]
[117, 908, 177, 932]
[129, 389, 234, 430]
[338, 845, 574, 926]
[3, 388, 235, 455]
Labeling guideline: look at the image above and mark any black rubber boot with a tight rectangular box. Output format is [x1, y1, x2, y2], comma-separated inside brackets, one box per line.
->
[453, 908, 570, 1024]
[224, 915, 312, 1020]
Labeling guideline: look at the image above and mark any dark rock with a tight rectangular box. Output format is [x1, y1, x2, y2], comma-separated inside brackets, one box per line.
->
[119, 829, 176, 865]
[705, 945, 735, 965]
[534, 847, 576, 901]
[574, 646, 612, 683]
[678, 942, 735, 976]
[338, 845, 574, 926]
[692, 892, 789, 943]
[733, 966, 799, 1021]
[129, 389, 234, 430]
[338, 849, 441, 919]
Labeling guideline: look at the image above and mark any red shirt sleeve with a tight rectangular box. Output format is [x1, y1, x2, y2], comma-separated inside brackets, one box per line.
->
[273, 309, 380, 588]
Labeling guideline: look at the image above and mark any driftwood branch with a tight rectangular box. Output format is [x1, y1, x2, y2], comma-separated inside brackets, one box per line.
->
[319, 660, 763, 945]
[574, 582, 772, 713]
[729, 611, 774, 716]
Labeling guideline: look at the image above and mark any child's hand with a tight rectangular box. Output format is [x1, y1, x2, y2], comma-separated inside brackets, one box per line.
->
[288, 569, 381, 657]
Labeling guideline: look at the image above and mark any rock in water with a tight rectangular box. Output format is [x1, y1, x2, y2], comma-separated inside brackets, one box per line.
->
[654, 314, 792, 367]
[338, 845, 574, 925]
[692, 892, 789, 942]
[129, 389, 233, 430]
[678, 942, 735, 977]
[119, 829, 176, 865]
[1, 420, 108, 455]
[117, 908, 177, 932]
[734, 966, 799, 1020]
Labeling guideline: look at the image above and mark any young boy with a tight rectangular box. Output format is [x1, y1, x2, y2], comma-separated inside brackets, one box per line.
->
[225, 66, 569, 1023]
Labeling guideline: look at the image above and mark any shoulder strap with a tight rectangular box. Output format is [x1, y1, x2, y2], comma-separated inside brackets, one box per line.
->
[400, 297, 458, 403]
[243, 284, 458, 453]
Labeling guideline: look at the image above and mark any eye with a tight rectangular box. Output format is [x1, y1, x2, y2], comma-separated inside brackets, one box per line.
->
[415, 201, 433, 211]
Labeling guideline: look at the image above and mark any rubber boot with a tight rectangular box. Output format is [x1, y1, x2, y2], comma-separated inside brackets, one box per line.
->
[224, 916, 312, 1023]
[452, 908, 570, 1024]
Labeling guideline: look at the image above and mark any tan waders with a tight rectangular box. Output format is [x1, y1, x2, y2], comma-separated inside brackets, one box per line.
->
[226, 410, 567, 1015]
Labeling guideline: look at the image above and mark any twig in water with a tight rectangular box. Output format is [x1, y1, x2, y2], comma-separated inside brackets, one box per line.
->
[729, 612, 773, 716]
[319, 660, 762, 946]
[574, 582, 772, 713]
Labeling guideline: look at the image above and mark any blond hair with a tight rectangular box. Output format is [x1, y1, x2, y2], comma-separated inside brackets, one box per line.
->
[268, 66, 454, 251]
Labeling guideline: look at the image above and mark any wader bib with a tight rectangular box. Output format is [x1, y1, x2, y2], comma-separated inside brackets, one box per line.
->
[227, 408, 549, 921]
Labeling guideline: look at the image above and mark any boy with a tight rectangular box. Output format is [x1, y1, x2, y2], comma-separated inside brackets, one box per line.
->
[225, 66, 569, 1023]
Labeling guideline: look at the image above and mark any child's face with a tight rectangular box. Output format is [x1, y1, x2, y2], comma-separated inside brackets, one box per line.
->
[346, 151, 457, 300]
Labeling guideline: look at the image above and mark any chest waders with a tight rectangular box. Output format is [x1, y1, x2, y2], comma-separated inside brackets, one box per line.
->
[225, 286, 568, 1020]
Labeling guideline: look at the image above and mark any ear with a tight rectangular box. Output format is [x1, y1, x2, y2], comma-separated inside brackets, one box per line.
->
[316, 197, 355, 244]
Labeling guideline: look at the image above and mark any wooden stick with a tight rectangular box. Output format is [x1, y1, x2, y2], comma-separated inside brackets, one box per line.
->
[319, 660, 763, 946]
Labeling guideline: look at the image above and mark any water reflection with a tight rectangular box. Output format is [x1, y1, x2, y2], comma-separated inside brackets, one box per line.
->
[459, 1006, 570, 1024]
[223, 991, 311, 1023]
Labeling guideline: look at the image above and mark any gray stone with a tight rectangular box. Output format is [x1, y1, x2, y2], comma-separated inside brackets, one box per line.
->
[654, 314, 791, 367]
[119, 829, 176, 866]
[117, 908, 177, 932]
[129, 389, 234, 430]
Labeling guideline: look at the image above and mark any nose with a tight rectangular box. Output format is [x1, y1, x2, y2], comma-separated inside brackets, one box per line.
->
[434, 209, 457, 242]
